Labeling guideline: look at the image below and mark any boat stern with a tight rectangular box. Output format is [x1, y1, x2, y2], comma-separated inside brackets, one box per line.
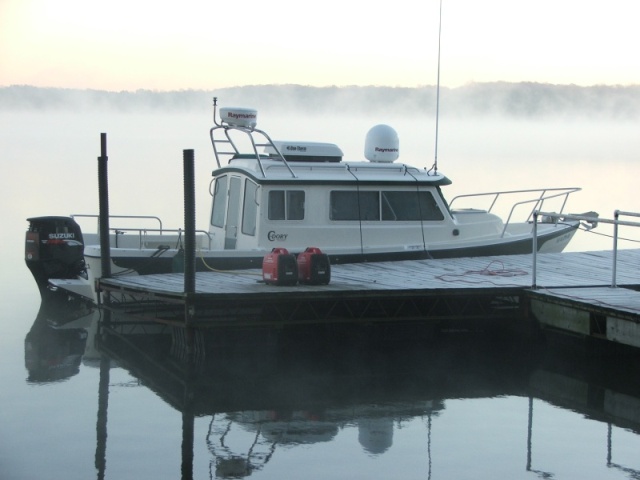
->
[25, 216, 87, 293]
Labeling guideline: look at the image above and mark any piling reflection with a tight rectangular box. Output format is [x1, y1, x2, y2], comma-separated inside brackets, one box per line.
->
[23, 295, 640, 479]
[526, 332, 640, 478]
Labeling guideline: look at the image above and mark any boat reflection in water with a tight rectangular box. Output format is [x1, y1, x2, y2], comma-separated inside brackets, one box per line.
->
[207, 402, 443, 477]
[25, 295, 640, 479]
[24, 291, 95, 383]
[95, 315, 459, 478]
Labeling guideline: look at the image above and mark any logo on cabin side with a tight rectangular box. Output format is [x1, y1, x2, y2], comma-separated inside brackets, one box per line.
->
[267, 231, 288, 242]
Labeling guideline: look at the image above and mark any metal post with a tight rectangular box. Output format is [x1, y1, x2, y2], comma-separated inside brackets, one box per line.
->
[612, 210, 619, 288]
[98, 133, 112, 279]
[532, 211, 538, 289]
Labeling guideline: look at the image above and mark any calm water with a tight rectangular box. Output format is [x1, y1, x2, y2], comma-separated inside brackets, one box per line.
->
[1, 109, 640, 479]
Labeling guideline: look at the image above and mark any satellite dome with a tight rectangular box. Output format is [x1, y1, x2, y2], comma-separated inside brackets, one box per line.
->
[364, 124, 399, 162]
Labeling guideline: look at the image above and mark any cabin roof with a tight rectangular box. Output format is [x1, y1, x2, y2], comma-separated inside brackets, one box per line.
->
[212, 158, 452, 186]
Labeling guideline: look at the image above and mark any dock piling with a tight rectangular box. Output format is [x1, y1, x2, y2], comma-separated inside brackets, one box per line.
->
[183, 149, 196, 295]
[183, 149, 196, 343]
[98, 133, 112, 279]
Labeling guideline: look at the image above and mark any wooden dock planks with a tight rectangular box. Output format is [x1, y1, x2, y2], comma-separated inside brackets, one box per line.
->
[100, 248, 640, 298]
[96, 249, 640, 328]
[527, 286, 640, 320]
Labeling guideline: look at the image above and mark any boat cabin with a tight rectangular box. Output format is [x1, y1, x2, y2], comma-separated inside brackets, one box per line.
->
[207, 108, 466, 256]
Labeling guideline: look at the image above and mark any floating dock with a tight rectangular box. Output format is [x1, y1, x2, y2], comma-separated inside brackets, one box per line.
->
[95, 248, 640, 348]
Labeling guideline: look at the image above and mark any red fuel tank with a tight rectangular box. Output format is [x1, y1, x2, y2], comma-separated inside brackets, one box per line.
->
[296, 247, 331, 285]
[262, 247, 298, 285]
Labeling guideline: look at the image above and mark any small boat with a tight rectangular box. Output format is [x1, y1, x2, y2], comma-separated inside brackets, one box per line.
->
[25, 101, 596, 302]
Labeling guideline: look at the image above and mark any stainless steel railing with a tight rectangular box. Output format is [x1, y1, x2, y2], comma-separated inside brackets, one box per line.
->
[109, 227, 213, 250]
[72, 214, 163, 232]
[449, 187, 581, 237]
[532, 210, 640, 288]
[71, 214, 213, 249]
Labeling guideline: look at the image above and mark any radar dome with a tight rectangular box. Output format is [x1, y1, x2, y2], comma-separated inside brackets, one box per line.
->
[220, 107, 257, 128]
[364, 124, 399, 162]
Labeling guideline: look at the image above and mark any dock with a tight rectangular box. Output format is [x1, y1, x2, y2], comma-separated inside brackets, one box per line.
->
[96, 248, 640, 348]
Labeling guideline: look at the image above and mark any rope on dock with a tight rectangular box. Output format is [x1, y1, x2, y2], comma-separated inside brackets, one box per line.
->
[197, 248, 262, 277]
[435, 260, 528, 285]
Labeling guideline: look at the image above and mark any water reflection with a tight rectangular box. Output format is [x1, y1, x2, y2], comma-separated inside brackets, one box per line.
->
[207, 401, 442, 478]
[25, 295, 640, 479]
[24, 291, 94, 382]
[94, 319, 460, 479]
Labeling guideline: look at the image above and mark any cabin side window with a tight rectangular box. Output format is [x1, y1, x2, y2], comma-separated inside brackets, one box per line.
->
[330, 191, 380, 220]
[268, 190, 305, 220]
[241, 179, 259, 235]
[210, 175, 228, 227]
[330, 190, 444, 221]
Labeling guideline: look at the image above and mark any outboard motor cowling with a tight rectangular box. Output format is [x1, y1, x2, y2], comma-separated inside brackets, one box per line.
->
[25, 216, 86, 292]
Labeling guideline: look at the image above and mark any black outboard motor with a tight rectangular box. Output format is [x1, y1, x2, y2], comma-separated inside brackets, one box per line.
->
[25, 216, 86, 292]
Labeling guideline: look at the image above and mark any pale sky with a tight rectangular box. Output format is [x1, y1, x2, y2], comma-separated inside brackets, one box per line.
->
[1, 0, 638, 91]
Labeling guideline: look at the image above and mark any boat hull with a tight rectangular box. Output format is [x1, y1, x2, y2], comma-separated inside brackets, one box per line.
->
[28, 215, 579, 305]
[89, 221, 578, 274]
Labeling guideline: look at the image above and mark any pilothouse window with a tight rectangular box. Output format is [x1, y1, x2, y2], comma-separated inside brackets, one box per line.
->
[268, 190, 305, 220]
[211, 175, 228, 227]
[382, 191, 444, 221]
[241, 179, 259, 235]
[417, 191, 445, 220]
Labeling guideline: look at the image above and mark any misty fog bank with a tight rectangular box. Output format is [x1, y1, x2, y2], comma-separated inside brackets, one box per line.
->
[1, 83, 639, 119]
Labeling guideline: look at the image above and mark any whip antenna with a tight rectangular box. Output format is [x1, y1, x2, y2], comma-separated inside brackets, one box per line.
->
[431, 0, 443, 175]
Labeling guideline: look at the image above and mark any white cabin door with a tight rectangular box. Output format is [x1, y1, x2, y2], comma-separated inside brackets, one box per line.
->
[225, 177, 242, 249]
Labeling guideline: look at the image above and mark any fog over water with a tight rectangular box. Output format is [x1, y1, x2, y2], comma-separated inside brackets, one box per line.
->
[2, 84, 639, 252]
[3, 84, 640, 119]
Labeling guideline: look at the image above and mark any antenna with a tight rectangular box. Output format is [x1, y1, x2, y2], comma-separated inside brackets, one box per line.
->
[431, 0, 443, 175]
[212, 96, 220, 126]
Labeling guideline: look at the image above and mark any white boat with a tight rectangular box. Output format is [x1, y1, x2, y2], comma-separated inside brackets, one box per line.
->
[25, 102, 596, 302]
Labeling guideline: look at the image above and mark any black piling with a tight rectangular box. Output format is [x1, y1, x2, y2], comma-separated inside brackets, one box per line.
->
[183, 149, 196, 348]
[98, 133, 112, 279]
[183, 149, 196, 295]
